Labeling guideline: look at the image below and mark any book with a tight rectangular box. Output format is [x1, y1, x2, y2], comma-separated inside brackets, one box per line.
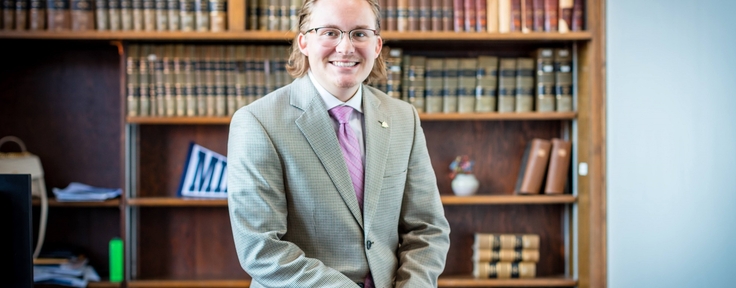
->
[132, 0, 143, 30]
[457, 58, 477, 113]
[497, 0, 509, 33]
[234, 45, 247, 110]
[3, 0, 14, 30]
[228, 0, 244, 31]
[475, 55, 498, 113]
[544, 138, 571, 194]
[194, 45, 207, 116]
[440, 0, 451, 31]
[396, 0, 407, 31]
[121, 0, 133, 30]
[424, 58, 443, 113]
[138, 44, 152, 116]
[142, 0, 155, 31]
[155, 0, 167, 30]
[515, 138, 551, 194]
[557, 0, 572, 33]
[208, 0, 226, 31]
[195, 0, 208, 31]
[167, 0, 180, 31]
[521, 0, 532, 32]
[174, 44, 186, 116]
[543, 0, 557, 32]
[47, 0, 71, 30]
[408, 0, 418, 31]
[386, 0, 397, 31]
[553, 47, 572, 111]
[29, 0, 45, 30]
[430, 0, 440, 31]
[178, 142, 228, 198]
[247, 0, 257, 29]
[94, 0, 107, 30]
[386, 48, 403, 100]
[486, 0, 498, 33]
[184, 45, 197, 116]
[180, 0, 195, 31]
[253, 45, 266, 101]
[71, 0, 94, 31]
[475, 0, 485, 32]
[497, 58, 516, 112]
[288, 0, 299, 31]
[279, 0, 289, 31]
[14, 0, 28, 30]
[109, 0, 121, 30]
[127, 44, 140, 117]
[571, 0, 582, 31]
[163, 44, 176, 116]
[532, 0, 543, 31]
[463, 0, 474, 32]
[442, 57, 459, 113]
[473, 248, 540, 262]
[451, 0, 461, 32]
[225, 45, 237, 115]
[473, 262, 536, 279]
[509, 0, 520, 32]
[407, 55, 426, 113]
[474, 233, 540, 250]
[418, 0, 429, 31]
[205, 45, 218, 116]
[514, 57, 534, 112]
[535, 48, 555, 112]
[266, 0, 277, 30]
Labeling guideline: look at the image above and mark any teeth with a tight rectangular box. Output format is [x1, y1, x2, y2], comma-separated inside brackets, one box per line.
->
[332, 61, 357, 67]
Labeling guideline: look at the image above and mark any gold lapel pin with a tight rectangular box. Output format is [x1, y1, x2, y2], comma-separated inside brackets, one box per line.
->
[380, 121, 388, 128]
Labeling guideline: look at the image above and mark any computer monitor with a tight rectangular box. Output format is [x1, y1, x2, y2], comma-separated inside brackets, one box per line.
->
[0, 174, 33, 288]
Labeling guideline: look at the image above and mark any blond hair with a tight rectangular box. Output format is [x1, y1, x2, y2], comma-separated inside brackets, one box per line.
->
[286, 0, 387, 84]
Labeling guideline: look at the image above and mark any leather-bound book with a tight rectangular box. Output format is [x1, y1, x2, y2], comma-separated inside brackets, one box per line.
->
[208, 0, 226, 32]
[138, 44, 152, 116]
[543, 0, 557, 32]
[441, 58, 459, 113]
[174, 44, 186, 116]
[473, 248, 540, 263]
[179, 0, 195, 31]
[457, 58, 478, 113]
[407, 56, 426, 113]
[424, 58, 444, 113]
[279, 0, 289, 31]
[544, 138, 572, 194]
[463, 0, 474, 32]
[132, 0, 143, 30]
[142, 0, 155, 31]
[474, 233, 540, 250]
[154, 0, 168, 30]
[475, 55, 498, 112]
[430, 0, 440, 31]
[386, 0, 397, 31]
[195, 0, 208, 31]
[509, 0, 519, 32]
[121, 0, 132, 30]
[571, 0, 583, 31]
[29, 0, 45, 30]
[225, 45, 237, 115]
[407, 0, 418, 31]
[532, 0, 543, 31]
[497, 57, 516, 112]
[451, 0, 461, 31]
[212, 45, 226, 116]
[440, 0, 451, 31]
[514, 57, 534, 112]
[127, 44, 140, 117]
[71, 0, 94, 31]
[396, 0, 408, 31]
[109, 0, 121, 30]
[418, 0, 429, 31]
[3, 0, 14, 30]
[515, 138, 551, 194]
[47, 0, 71, 30]
[535, 48, 555, 112]
[167, 0, 179, 31]
[558, 0, 572, 33]
[473, 262, 536, 279]
[246, 0, 256, 29]
[475, 0, 485, 32]
[553, 47, 572, 111]
[521, 0, 532, 32]
[14, 0, 28, 30]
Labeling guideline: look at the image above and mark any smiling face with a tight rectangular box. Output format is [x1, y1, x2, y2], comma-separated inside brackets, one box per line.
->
[297, 0, 383, 101]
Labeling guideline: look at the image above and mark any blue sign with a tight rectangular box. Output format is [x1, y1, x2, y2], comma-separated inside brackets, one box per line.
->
[178, 142, 227, 198]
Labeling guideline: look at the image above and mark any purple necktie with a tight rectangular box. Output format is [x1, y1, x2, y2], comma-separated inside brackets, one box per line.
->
[329, 106, 365, 211]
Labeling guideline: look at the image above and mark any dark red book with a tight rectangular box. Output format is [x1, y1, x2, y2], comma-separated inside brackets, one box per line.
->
[544, 0, 558, 32]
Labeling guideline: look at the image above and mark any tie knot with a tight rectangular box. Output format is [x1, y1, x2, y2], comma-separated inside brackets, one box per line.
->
[329, 106, 354, 124]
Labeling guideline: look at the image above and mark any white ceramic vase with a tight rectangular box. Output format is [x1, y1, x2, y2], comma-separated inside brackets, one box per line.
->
[451, 174, 479, 196]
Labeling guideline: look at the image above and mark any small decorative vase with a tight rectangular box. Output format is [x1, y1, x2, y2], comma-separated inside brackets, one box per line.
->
[451, 174, 479, 196]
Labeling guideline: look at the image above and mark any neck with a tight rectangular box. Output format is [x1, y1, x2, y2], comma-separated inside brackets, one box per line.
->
[328, 86, 360, 102]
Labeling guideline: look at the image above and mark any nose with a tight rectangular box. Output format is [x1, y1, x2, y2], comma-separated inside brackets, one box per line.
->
[335, 32, 355, 54]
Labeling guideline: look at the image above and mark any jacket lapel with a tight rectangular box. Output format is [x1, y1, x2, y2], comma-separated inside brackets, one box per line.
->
[292, 77, 364, 227]
[361, 87, 391, 232]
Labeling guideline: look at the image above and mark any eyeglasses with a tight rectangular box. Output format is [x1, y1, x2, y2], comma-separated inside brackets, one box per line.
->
[302, 27, 379, 48]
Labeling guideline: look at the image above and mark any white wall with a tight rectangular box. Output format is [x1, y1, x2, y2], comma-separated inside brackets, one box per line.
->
[607, 0, 736, 287]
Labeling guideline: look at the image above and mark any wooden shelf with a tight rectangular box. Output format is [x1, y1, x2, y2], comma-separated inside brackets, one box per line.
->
[37, 281, 121, 288]
[438, 276, 577, 287]
[127, 279, 250, 287]
[32, 198, 121, 207]
[0, 30, 591, 42]
[127, 112, 576, 125]
[441, 195, 577, 205]
[127, 197, 228, 207]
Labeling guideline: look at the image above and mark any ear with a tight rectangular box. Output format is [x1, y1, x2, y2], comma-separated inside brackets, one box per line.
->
[298, 33, 309, 56]
[374, 36, 383, 58]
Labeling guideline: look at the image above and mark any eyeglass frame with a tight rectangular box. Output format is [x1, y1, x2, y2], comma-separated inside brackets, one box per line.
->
[302, 27, 380, 47]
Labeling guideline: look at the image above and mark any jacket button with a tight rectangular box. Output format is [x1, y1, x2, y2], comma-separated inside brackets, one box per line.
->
[366, 240, 372, 250]
[357, 283, 364, 288]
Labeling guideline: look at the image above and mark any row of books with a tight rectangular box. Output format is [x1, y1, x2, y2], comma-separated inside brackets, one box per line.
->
[375, 47, 573, 114]
[126, 44, 293, 117]
[0, 0, 227, 32]
[516, 138, 571, 194]
[472, 233, 539, 279]
[377, 0, 584, 33]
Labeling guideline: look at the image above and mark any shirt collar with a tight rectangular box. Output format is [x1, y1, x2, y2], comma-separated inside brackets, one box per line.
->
[308, 70, 363, 113]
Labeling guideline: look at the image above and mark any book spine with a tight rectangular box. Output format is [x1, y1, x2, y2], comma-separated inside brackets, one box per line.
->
[497, 58, 516, 112]
[132, 0, 142, 30]
[29, 0, 45, 30]
[225, 45, 237, 115]
[152, 45, 165, 115]
[386, 48, 403, 100]
[212, 45, 226, 116]
[514, 57, 534, 112]
[571, 0, 582, 31]
[509, 0, 520, 32]
[440, 0, 451, 31]
[127, 44, 140, 117]
[514, 138, 551, 194]
[142, 0, 155, 30]
[289, 0, 298, 31]
[544, 138, 572, 194]
[396, 0, 407, 31]
[15, 0, 28, 30]
[174, 44, 186, 116]
[164, 45, 176, 116]
[442, 58, 459, 113]
[234, 45, 247, 110]
[407, 0, 418, 31]
[554, 47, 572, 111]
[244, 45, 255, 104]
[429, 0, 440, 31]
[473, 262, 536, 279]
[254, 45, 266, 101]
[474, 233, 541, 250]
[473, 248, 540, 263]
[3, 0, 15, 30]
[451, 0, 461, 32]
[558, 0, 571, 33]
[543, 0, 557, 32]
[194, 46, 207, 116]
[147, 46, 159, 115]
[475, 0, 485, 32]
[246, 0, 256, 29]
[424, 58, 444, 113]
[155, 0, 167, 31]
[535, 48, 555, 112]
[475, 55, 498, 112]
[486, 0, 498, 33]
[138, 45, 151, 116]
[532, 0, 543, 31]
[71, 0, 93, 31]
[385, 0, 396, 30]
[463, 0, 474, 32]
[457, 58, 477, 113]
[109, 0, 121, 30]
[179, 0, 194, 31]
[407, 56, 426, 113]
[121, 0, 132, 30]
[184, 45, 197, 116]
[205, 45, 217, 116]
[167, 0, 180, 30]
[195, 0, 208, 31]
[418, 0, 430, 31]
[497, 0, 509, 33]
[521, 0, 532, 32]
[208, 0, 226, 31]
[278, 0, 289, 31]
[47, 0, 71, 30]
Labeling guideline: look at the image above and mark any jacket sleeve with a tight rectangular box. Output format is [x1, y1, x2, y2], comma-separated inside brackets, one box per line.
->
[227, 109, 358, 288]
[394, 106, 452, 287]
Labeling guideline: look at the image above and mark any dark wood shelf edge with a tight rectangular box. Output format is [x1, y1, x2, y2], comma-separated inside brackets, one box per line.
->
[32, 198, 121, 207]
[438, 276, 577, 287]
[127, 197, 228, 207]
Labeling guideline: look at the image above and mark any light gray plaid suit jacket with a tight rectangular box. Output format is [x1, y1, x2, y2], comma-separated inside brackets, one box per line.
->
[228, 76, 451, 288]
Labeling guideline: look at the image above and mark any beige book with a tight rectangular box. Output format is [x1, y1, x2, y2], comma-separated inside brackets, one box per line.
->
[473, 262, 536, 279]
[29, 0, 46, 30]
[407, 56, 426, 113]
[458, 58, 478, 113]
[163, 44, 177, 116]
[195, 0, 209, 31]
[289, 0, 300, 31]
[209, 0, 226, 31]
[535, 48, 555, 112]
[121, 0, 133, 30]
[442, 58, 459, 113]
[109, 0, 121, 30]
[247, 0, 258, 29]
[234, 45, 248, 109]
[244, 45, 257, 104]
[155, 0, 168, 31]
[127, 44, 140, 117]
[226, 45, 238, 115]
[554, 48, 573, 112]
[474, 233, 540, 250]
[174, 44, 187, 116]
[498, 0, 510, 33]
[132, 0, 143, 30]
[167, 0, 180, 31]
[152, 45, 165, 116]
[138, 45, 152, 116]
[212, 45, 226, 116]
[142, 0, 156, 31]
[254, 46, 267, 100]
[267, 0, 278, 30]
[278, 0, 289, 31]
[195, 45, 208, 116]
[472, 248, 540, 263]
[184, 45, 197, 116]
[94, 0, 107, 30]
[47, 0, 71, 30]
[486, 0, 498, 33]
[424, 58, 444, 113]
[475, 55, 498, 112]
[397, 0, 408, 32]
[180, 0, 195, 31]
[71, 0, 94, 31]
[514, 57, 534, 112]
[258, 0, 267, 30]
[386, 48, 403, 100]
[497, 58, 516, 112]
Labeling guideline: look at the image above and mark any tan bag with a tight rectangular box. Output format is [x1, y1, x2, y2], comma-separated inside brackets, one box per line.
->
[0, 136, 48, 259]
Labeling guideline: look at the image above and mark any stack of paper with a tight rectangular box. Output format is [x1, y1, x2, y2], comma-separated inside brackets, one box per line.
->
[34, 256, 100, 287]
[52, 182, 122, 202]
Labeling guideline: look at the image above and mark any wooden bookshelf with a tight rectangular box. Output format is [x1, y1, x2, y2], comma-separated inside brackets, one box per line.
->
[32, 198, 121, 207]
[127, 197, 228, 207]
[438, 276, 577, 287]
[127, 279, 250, 288]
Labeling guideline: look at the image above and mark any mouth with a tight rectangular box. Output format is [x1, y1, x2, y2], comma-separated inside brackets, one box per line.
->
[330, 60, 359, 67]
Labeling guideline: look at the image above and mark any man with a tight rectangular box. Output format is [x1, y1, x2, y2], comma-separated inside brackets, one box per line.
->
[227, 0, 450, 287]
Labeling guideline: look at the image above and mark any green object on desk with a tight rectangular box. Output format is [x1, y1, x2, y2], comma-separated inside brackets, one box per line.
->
[109, 238, 123, 282]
